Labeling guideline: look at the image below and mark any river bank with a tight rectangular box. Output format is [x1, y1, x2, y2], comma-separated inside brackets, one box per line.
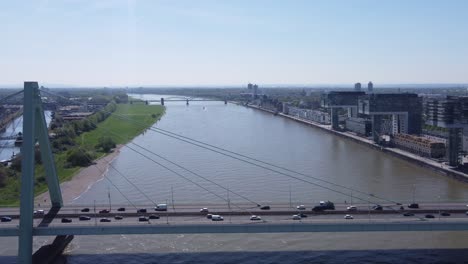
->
[35, 145, 124, 205]
[32, 103, 165, 206]
[243, 103, 468, 183]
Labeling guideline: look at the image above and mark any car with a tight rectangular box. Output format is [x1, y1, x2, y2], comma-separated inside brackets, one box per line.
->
[250, 215, 262, 221]
[206, 214, 213, 219]
[100, 218, 111, 222]
[425, 214, 435, 219]
[117, 207, 126, 212]
[465, 211, 468, 215]
[114, 215, 124, 220]
[138, 216, 149, 222]
[99, 209, 110, 214]
[149, 215, 160, 219]
[34, 210, 45, 215]
[403, 212, 414, 217]
[440, 212, 451, 216]
[61, 218, 72, 223]
[81, 208, 90, 212]
[137, 209, 147, 213]
[211, 215, 224, 221]
[79, 216, 91, 221]
[260, 205, 271, 210]
[408, 203, 419, 209]
[1, 216, 12, 222]
[200, 208, 209, 213]
[347, 206, 357, 211]
[344, 215, 354, 219]
[155, 204, 167, 211]
[299, 213, 308, 218]
[372, 205, 383, 211]
[292, 215, 301, 220]
[296, 205, 306, 210]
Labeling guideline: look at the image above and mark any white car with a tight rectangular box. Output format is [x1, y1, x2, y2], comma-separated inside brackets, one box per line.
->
[34, 210, 44, 215]
[344, 214, 354, 219]
[200, 208, 209, 213]
[347, 206, 357, 211]
[292, 215, 301, 220]
[250, 215, 262, 221]
[296, 205, 306, 210]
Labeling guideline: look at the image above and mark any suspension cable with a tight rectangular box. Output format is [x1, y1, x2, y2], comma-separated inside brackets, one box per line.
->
[0, 90, 23, 105]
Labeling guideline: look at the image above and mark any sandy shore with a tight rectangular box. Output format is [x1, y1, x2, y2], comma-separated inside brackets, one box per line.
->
[35, 144, 124, 206]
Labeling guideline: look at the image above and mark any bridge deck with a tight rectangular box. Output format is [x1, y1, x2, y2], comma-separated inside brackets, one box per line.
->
[2, 222, 468, 237]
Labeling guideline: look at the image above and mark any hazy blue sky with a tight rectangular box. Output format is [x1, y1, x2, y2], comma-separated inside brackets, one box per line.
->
[1, 0, 467, 87]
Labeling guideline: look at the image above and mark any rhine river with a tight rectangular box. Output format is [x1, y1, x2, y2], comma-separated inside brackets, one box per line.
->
[1, 95, 468, 263]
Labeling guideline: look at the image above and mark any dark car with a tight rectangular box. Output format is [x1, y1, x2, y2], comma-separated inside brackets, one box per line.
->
[137, 209, 147, 213]
[260, 205, 271, 210]
[372, 205, 383, 211]
[117, 207, 126, 212]
[440, 212, 451, 216]
[99, 209, 110, 214]
[149, 215, 160, 220]
[299, 213, 308, 218]
[100, 218, 111, 223]
[403, 212, 414, 217]
[312, 201, 335, 212]
[425, 214, 435, 219]
[114, 215, 124, 220]
[1, 216, 12, 222]
[139, 216, 149, 222]
[408, 203, 419, 209]
[79, 216, 91, 221]
[81, 208, 90, 212]
[61, 218, 72, 223]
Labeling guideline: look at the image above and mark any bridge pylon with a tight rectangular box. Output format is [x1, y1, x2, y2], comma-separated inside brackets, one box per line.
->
[18, 82, 63, 264]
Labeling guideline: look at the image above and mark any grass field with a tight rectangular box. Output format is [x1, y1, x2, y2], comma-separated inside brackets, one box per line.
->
[0, 103, 165, 206]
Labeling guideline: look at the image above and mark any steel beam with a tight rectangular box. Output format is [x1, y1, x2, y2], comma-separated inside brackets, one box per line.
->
[34, 93, 62, 208]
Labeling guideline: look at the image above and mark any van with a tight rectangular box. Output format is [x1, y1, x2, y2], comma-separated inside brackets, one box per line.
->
[211, 215, 224, 221]
[155, 204, 167, 211]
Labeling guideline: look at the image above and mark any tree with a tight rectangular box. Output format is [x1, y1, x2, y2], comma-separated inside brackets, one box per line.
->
[66, 148, 94, 167]
[0, 165, 8, 188]
[96, 136, 116, 153]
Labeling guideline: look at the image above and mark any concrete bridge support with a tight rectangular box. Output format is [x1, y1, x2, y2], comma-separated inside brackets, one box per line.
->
[18, 82, 63, 264]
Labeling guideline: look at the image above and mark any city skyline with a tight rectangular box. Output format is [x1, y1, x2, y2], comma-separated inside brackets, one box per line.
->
[1, 0, 468, 86]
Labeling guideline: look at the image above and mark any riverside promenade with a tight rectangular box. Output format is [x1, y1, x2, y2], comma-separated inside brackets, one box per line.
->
[243, 103, 468, 182]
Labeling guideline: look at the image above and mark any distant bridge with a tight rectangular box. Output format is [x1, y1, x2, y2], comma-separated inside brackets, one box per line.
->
[129, 96, 228, 105]
[0, 135, 18, 140]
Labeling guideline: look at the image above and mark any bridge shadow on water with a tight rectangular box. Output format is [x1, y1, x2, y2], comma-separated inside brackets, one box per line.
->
[2, 249, 468, 264]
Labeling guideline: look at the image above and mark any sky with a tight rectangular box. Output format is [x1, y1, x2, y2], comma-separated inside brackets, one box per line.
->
[1, 0, 468, 87]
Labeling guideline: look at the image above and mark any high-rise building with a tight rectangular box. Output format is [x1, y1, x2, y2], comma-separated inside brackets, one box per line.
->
[425, 96, 468, 166]
[358, 93, 423, 142]
[247, 83, 253, 90]
[252, 84, 259, 99]
[368, 82, 373, 92]
[354, 82, 362, 91]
